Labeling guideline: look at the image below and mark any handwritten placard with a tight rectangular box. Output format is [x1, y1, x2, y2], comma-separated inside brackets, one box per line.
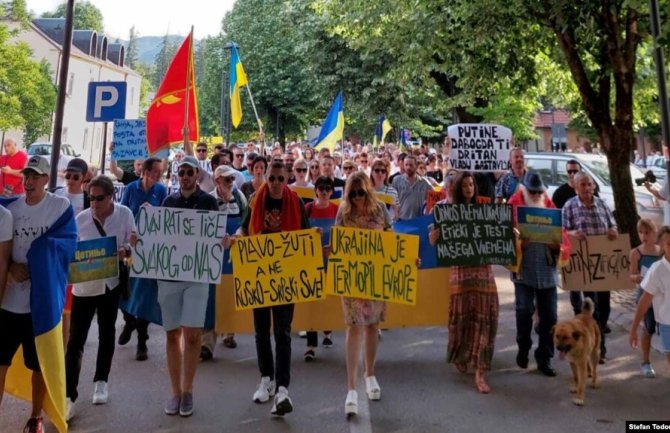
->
[131, 207, 227, 284]
[231, 229, 325, 310]
[448, 123, 512, 171]
[112, 119, 167, 160]
[325, 227, 419, 305]
[517, 207, 562, 244]
[69, 236, 118, 283]
[113, 182, 125, 202]
[425, 188, 447, 214]
[561, 234, 635, 291]
[433, 203, 515, 266]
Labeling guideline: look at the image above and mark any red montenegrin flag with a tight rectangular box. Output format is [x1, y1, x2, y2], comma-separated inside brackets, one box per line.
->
[146, 32, 199, 155]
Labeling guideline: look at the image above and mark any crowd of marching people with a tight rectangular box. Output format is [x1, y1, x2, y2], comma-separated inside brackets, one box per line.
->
[0, 136, 669, 432]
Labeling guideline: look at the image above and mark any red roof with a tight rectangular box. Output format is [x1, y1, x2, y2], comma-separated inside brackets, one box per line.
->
[533, 110, 571, 128]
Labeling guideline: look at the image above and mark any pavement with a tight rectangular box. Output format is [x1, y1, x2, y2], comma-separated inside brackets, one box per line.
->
[2, 267, 668, 433]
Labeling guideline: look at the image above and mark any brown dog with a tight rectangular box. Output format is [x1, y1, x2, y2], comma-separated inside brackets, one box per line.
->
[553, 298, 601, 406]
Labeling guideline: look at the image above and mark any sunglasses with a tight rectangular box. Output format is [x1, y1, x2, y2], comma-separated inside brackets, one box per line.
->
[373, 168, 386, 174]
[65, 173, 81, 181]
[197, 149, 207, 153]
[89, 194, 108, 202]
[234, 154, 244, 158]
[268, 175, 285, 183]
[220, 176, 236, 183]
[360, 160, 368, 164]
[567, 169, 579, 175]
[343, 166, 354, 171]
[178, 169, 195, 177]
[310, 166, 319, 170]
[295, 168, 308, 173]
[317, 185, 333, 192]
[348, 189, 366, 199]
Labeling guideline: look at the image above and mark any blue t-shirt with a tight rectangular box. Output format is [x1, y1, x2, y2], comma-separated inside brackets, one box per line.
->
[120, 179, 168, 216]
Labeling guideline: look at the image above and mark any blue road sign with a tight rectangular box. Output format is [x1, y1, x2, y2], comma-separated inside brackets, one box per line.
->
[86, 81, 127, 122]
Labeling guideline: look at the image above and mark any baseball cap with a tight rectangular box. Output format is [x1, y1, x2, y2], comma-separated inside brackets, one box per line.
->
[214, 165, 237, 179]
[21, 155, 50, 175]
[178, 155, 199, 169]
[66, 158, 88, 174]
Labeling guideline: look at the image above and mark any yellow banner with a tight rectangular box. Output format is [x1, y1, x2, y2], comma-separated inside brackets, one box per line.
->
[230, 229, 325, 310]
[325, 226, 419, 305]
[375, 191, 395, 206]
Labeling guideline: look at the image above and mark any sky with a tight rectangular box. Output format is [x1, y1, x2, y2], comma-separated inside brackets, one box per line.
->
[25, 0, 236, 39]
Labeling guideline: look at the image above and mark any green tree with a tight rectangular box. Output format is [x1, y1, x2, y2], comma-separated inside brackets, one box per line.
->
[41, 1, 104, 32]
[0, 1, 57, 140]
[153, 32, 178, 89]
[126, 26, 139, 69]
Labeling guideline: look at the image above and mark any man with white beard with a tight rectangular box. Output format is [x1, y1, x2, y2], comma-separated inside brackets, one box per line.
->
[507, 172, 561, 377]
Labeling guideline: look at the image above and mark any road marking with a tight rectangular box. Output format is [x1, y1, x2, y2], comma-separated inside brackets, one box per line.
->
[234, 356, 257, 363]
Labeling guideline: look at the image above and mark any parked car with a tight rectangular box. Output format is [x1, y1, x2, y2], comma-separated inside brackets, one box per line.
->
[28, 142, 80, 158]
[646, 156, 668, 182]
[524, 152, 663, 227]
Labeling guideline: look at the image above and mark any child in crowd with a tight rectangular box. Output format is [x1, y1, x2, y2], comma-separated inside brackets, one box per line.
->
[629, 219, 662, 378]
[630, 225, 670, 368]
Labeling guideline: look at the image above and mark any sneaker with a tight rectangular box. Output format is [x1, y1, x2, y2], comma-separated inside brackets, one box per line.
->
[200, 346, 213, 361]
[92, 381, 108, 405]
[136, 341, 148, 361]
[179, 392, 194, 417]
[270, 386, 293, 416]
[345, 390, 358, 417]
[365, 376, 381, 401]
[23, 417, 43, 433]
[298, 331, 307, 338]
[304, 349, 315, 362]
[164, 395, 181, 416]
[118, 324, 134, 346]
[66, 398, 75, 422]
[322, 336, 333, 348]
[222, 335, 237, 348]
[253, 376, 276, 403]
[641, 363, 656, 378]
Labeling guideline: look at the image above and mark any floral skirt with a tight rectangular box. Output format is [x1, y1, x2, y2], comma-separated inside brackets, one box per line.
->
[447, 266, 499, 371]
[341, 297, 386, 326]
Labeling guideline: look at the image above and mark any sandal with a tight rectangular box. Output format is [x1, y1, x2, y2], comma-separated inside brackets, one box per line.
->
[475, 371, 491, 394]
[455, 362, 468, 374]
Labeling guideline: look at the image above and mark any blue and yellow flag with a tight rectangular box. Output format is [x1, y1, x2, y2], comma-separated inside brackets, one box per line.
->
[314, 91, 344, 152]
[5, 206, 77, 433]
[373, 115, 392, 148]
[230, 45, 248, 128]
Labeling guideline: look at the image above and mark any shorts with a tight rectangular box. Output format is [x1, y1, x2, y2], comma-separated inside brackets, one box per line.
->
[635, 287, 656, 334]
[657, 323, 670, 354]
[157, 280, 209, 332]
[63, 284, 73, 314]
[0, 309, 41, 372]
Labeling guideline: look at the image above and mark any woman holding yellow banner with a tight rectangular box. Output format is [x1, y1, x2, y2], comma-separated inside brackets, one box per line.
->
[370, 159, 399, 221]
[429, 171, 499, 394]
[332, 171, 393, 417]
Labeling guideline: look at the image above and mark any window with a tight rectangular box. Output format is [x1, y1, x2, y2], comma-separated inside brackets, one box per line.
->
[67, 73, 74, 96]
[62, 127, 68, 143]
[525, 158, 554, 187]
[556, 159, 571, 185]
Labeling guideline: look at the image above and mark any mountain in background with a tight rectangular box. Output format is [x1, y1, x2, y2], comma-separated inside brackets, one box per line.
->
[119, 35, 184, 66]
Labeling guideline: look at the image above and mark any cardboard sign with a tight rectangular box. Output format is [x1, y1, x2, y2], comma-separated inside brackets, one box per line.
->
[561, 234, 635, 291]
[230, 229, 325, 310]
[325, 227, 419, 305]
[113, 182, 125, 202]
[517, 207, 562, 244]
[112, 119, 167, 160]
[448, 123, 512, 172]
[69, 236, 118, 283]
[131, 207, 227, 284]
[433, 203, 515, 266]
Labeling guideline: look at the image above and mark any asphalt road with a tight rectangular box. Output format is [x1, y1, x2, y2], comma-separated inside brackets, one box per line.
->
[2, 267, 668, 433]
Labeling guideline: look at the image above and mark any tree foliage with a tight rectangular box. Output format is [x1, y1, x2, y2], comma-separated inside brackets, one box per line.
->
[41, 0, 104, 33]
[0, 1, 57, 141]
[126, 26, 139, 70]
[152, 32, 178, 89]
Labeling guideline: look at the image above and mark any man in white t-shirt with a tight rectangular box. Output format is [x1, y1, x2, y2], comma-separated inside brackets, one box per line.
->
[55, 158, 88, 216]
[0, 206, 12, 313]
[0, 155, 73, 433]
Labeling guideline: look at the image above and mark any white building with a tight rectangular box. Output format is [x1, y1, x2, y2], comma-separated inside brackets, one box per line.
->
[8, 18, 141, 167]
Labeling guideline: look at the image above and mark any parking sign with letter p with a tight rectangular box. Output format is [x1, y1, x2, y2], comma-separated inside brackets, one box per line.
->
[86, 81, 127, 122]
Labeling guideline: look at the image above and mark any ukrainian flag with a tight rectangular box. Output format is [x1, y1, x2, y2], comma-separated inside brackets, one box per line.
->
[373, 115, 392, 148]
[230, 45, 248, 128]
[5, 206, 77, 433]
[314, 91, 344, 152]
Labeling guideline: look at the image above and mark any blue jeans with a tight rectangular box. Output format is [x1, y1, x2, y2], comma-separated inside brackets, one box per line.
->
[514, 283, 557, 364]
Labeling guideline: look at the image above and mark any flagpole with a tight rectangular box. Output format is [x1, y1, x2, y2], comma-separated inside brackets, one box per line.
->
[183, 26, 194, 155]
[244, 85, 265, 151]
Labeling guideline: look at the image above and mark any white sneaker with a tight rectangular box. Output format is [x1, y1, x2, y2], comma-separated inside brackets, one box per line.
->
[66, 397, 75, 421]
[365, 376, 381, 400]
[270, 386, 293, 416]
[252, 376, 275, 403]
[345, 390, 358, 416]
[92, 381, 108, 405]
